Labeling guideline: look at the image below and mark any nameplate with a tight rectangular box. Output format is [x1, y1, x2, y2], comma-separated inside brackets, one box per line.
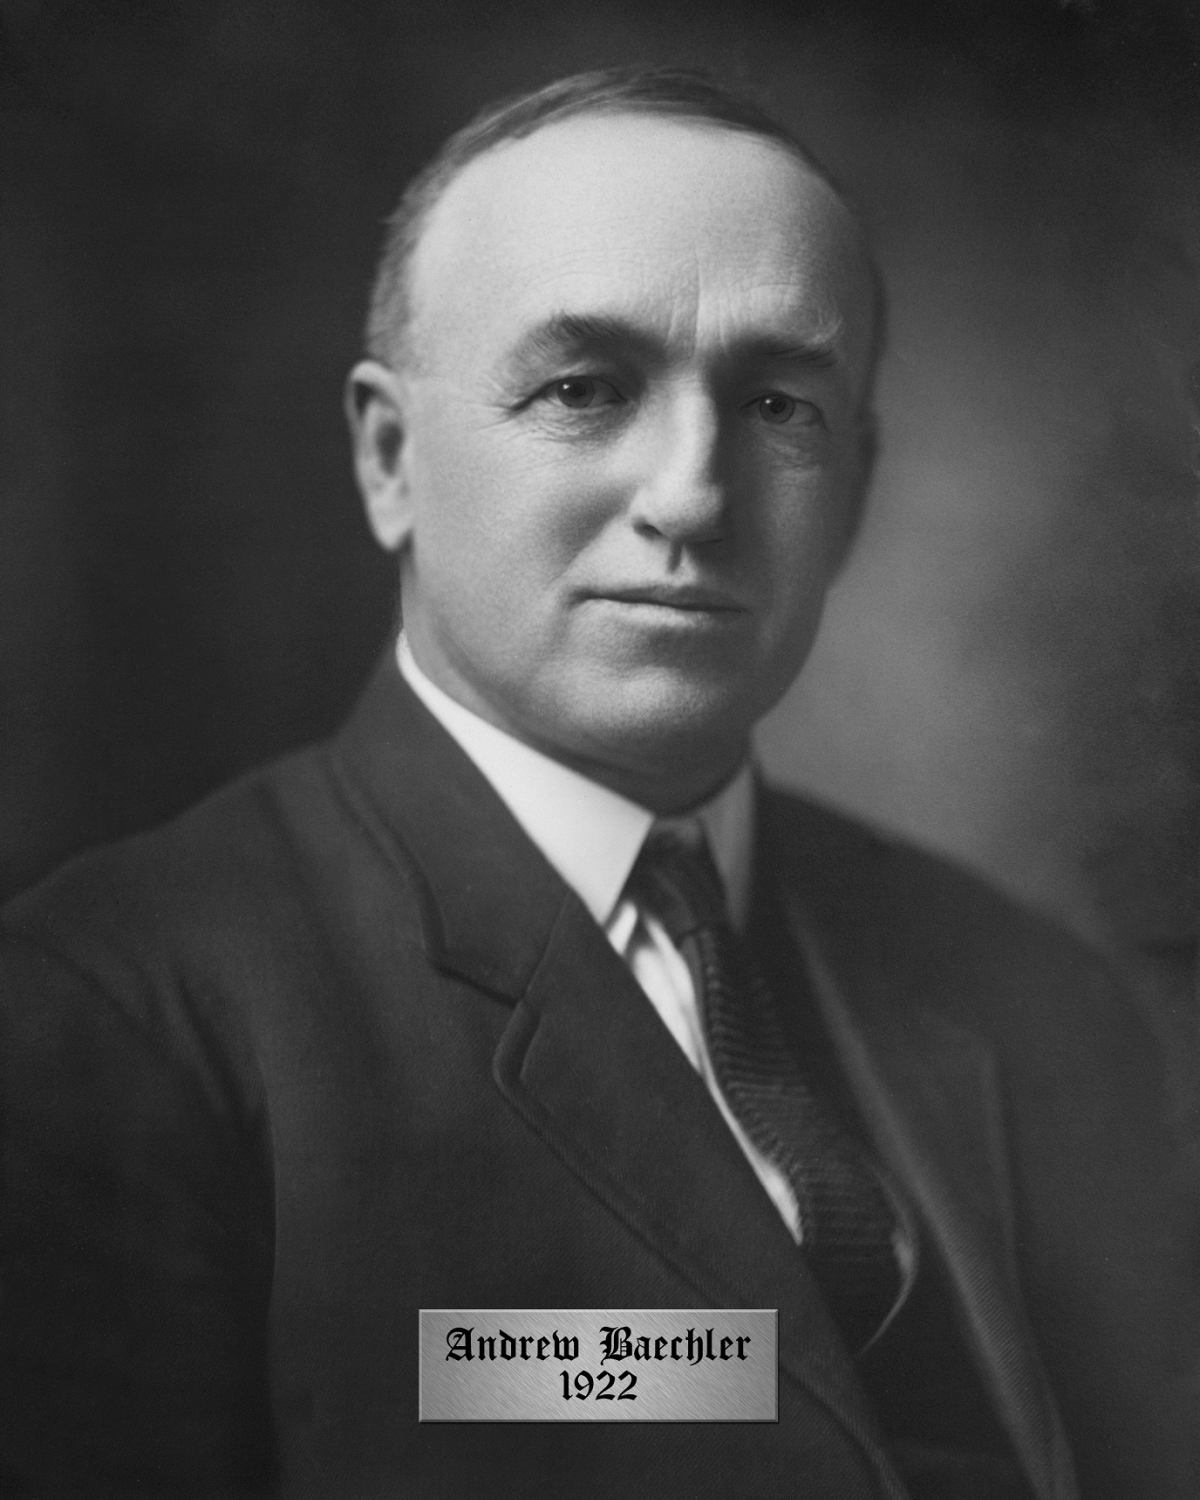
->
[418, 1308, 777, 1421]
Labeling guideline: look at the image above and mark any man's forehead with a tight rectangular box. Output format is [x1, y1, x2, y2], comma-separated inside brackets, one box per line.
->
[405, 111, 872, 372]
[419, 113, 838, 256]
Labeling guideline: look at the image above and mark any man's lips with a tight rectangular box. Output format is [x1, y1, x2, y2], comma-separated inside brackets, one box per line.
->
[586, 583, 748, 613]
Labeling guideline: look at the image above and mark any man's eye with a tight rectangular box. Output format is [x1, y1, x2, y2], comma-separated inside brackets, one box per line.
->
[545, 376, 623, 409]
[749, 392, 820, 426]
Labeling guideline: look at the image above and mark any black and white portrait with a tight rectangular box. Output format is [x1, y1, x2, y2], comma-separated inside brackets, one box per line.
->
[2, 4, 1198, 1497]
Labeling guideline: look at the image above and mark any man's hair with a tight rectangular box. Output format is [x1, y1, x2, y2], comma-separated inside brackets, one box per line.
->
[364, 66, 878, 371]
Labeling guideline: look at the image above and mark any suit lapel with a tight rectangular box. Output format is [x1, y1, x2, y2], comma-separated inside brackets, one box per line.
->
[765, 797, 1077, 1500]
[494, 892, 912, 1495]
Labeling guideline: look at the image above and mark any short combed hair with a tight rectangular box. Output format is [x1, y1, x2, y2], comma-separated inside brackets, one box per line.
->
[363, 66, 868, 369]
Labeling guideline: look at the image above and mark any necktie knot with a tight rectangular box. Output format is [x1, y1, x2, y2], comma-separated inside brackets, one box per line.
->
[629, 827, 730, 943]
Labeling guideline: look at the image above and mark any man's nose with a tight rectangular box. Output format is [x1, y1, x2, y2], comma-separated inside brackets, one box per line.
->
[628, 394, 731, 548]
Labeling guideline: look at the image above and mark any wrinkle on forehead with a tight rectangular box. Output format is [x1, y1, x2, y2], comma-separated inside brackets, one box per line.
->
[405, 112, 876, 391]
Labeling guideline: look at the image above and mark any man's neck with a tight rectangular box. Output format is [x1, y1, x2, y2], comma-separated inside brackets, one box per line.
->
[396, 634, 751, 817]
[395, 633, 756, 929]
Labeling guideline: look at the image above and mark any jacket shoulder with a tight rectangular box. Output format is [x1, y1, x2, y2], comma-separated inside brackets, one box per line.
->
[5, 743, 333, 951]
[760, 783, 1119, 1003]
[1, 734, 432, 1046]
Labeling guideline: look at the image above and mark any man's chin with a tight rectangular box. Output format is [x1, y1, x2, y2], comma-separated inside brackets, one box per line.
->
[526, 674, 762, 804]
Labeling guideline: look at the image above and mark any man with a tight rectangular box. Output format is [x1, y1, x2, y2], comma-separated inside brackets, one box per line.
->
[0, 68, 1195, 1500]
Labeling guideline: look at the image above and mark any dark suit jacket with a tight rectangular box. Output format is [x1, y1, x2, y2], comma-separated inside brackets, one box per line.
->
[1, 662, 1196, 1499]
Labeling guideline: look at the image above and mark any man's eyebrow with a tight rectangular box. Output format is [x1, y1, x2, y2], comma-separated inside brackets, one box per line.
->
[502, 313, 659, 373]
[498, 311, 845, 377]
[740, 312, 845, 368]
[752, 339, 840, 368]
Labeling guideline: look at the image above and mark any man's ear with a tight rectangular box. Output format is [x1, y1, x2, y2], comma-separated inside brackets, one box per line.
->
[345, 359, 413, 552]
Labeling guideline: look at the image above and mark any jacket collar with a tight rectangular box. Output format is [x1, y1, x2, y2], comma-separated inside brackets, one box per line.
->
[331, 654, 569, 1000]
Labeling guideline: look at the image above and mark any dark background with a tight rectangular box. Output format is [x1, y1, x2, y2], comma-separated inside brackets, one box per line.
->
[3, 0, 1199, 973]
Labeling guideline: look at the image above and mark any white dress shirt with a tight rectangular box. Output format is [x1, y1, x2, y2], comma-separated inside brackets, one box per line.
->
[396, 636, 804, 1240]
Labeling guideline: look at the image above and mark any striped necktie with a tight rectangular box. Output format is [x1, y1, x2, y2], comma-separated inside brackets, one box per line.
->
[630, 827, 903, 1354]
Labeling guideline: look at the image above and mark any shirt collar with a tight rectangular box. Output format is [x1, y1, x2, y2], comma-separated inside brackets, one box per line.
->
[396, 636, 755, 929]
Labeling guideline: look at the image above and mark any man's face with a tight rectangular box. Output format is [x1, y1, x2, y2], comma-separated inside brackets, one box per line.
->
[357, 113, 876, 811]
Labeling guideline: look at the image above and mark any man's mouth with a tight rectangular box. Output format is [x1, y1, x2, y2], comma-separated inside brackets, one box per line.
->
[591, 583, 747, 613]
